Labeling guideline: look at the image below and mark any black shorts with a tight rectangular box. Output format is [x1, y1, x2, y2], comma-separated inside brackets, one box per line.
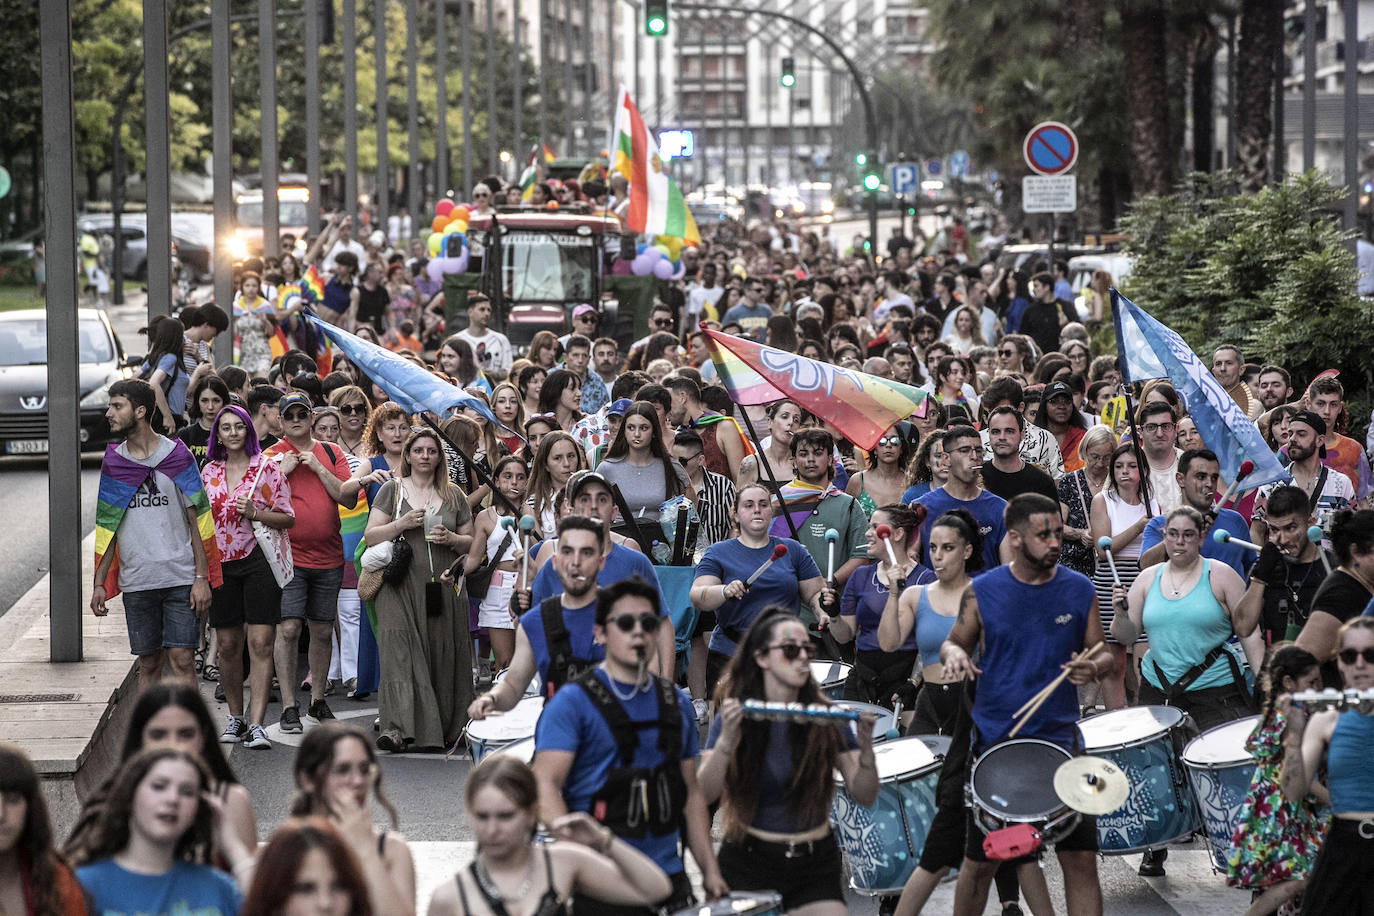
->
[1299, 818, 1374, 915]
[963, 808, 1098, 863]
[717, 833, 845, 910]
[209, 548, 282, 629]
[706, 649, 733, 697]
[692, 609, 717, 640]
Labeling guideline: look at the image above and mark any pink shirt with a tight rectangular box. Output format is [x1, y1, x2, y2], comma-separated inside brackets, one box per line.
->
[202, 454, 293, 562]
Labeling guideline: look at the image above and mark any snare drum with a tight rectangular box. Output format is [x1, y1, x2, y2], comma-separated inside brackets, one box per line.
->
[810, 660, 851, 699]
[669, 891, 782, 916]
[834, 700, 897, 742]
[829, 737, 941, 895]
[465, 696, 543, 762]
[1181, 715, 1260, 871]
[967, 739, 1079, 847]
[1077, 706, 1201, 853]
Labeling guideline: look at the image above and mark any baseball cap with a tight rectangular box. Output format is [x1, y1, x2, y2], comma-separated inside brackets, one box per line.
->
[567, 470, 612, 502]
[572, 303, 596, 320]
[1288, 409, 1326, 436]
[606, 398, 632, 417]
[1043, 381, 1074, 402]
[279, 392, 312, 414]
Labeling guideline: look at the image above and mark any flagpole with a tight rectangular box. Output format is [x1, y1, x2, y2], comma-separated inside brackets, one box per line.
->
[737, 409, 802, 541]
[1111, 289, 1154, 515]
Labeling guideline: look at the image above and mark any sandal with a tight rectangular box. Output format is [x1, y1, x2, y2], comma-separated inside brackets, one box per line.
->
[194, 648, 205, 675]
[202, 664, 220, 683]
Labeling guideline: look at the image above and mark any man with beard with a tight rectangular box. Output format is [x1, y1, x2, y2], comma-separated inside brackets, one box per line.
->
[1138, 449, 1254, 578]
[1236, 484, 1336, 645]
[1250, 410, 1354, 544]
[665, 375, 745, 483]
[940, 493, 1107, 916]
[981, 407, 1058, 502]
[1255, 365, 1293, 412]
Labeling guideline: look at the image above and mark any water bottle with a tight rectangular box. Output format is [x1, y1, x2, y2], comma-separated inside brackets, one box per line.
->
[651, 539, 671, 565]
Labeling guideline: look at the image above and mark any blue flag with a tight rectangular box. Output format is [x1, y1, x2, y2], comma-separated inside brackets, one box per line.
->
[304, 313, 517, 437]
[1111, 290, 1288, 489]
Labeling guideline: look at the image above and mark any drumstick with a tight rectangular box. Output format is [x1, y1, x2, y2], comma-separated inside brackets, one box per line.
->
[1308, 526, 1334, 574]
[1096, 536, 1122, 587]
[519, 514, 536, 588]
[1012, 641, 1106, 722]
[1212, 529, 1263, 553]
[825, 528, 839, 581]
[746, 544, 788, 588]
[1216, 459, 1255, 509]
[875, 524, 899, 566]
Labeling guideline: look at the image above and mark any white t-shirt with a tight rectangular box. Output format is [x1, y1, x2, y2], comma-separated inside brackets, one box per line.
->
[1146, 448, 1183, 513]
[687, 284, 725, 323]
[456, 327, 512, 375]
[113, 437, 197, 592]
[324, 238, 367, 274]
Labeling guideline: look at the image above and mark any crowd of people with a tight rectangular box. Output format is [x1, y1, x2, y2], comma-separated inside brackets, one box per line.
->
[15, 168, 1374, 916]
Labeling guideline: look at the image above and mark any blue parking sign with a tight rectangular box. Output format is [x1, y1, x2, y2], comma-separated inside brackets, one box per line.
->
[890, 163, 918, 196]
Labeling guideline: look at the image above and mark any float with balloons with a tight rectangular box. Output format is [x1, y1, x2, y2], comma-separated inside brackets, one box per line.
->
[424, 198, 473, 285]
[630, 234, 689, 280]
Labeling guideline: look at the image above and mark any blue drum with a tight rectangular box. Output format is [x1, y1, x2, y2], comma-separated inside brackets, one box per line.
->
[830, 736, 941, 896]
[810, 660, 851, 700]
[1076, 706, 1200, 853]
[1182, 716, 1260, 872]
[670, 892, 782, 915]
[834, 700, 898, 743]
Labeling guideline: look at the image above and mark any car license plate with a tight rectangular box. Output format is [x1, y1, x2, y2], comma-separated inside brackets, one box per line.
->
[6, 439, 48, 454]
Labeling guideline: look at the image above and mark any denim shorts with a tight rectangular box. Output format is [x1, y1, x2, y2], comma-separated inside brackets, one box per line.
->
[280, 564, 344, 622]
[122, 585, 199, 656]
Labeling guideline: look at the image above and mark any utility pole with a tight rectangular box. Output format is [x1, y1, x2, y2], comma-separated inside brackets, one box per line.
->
[260, 0, 279, 258]
[344, 0, 358, 221]
[375, 0, 389, 229]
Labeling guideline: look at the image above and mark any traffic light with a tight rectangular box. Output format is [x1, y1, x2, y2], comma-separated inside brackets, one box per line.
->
[644, 0, 668, 37]
[855, 152, 868, 167]
[780, 56, 795, 89]
[862, 153, 880, 192]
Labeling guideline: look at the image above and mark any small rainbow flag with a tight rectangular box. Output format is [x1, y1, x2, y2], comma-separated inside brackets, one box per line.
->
[703, 329, 928, 450]
[300, 264, 325, 302]
[542, 143, 557, 163]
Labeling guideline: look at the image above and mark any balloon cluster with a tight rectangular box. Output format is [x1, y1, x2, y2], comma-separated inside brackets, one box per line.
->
[424, 198, 472, 284]
[630, 234, 688, 280]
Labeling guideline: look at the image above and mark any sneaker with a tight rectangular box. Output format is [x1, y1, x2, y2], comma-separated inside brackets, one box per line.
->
[218, 715, 247, 744]
[242, 723, 272, 749]
[692, 698, 708, 725]
[307, 699, 336, 721]
[280, 705, 303, 734]
[325, 678, 340, 697]
[214, 681, 226, 703]
[1138, 848, 1167, 877]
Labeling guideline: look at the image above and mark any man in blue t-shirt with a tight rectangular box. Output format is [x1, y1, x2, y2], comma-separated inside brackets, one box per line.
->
[915, 426, 1009, 573]
[1138, 448, 1255, 578]
[534, 578, 728, 915]
[940, 493, 1108, 916]
[721, 278, 773, 340]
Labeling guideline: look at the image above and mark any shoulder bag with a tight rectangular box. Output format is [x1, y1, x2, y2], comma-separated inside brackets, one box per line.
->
[249, 457, 294, 588]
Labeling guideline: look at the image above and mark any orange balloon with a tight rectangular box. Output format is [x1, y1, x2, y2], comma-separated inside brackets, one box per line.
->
[431, 215, 448, 233]
[546, 201, 560, 210]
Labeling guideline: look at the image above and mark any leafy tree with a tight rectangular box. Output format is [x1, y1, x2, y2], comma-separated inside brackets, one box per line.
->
[1121, 169, 1373, 438]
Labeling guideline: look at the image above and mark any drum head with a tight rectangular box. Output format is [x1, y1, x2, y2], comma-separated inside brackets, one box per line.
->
[834, 700, 897, 741]
[914, 733, 953, 759]
[670, 890, 783, 915]
[466, 696, 544, 742]
[1078, 705, 1184, 751]
[809, 660, 851, 686]
[971, 740, 1071, 820]
[493, 736, 536, 763]
[1181, 715, 1260, 767]
[871, 736, 938, 780]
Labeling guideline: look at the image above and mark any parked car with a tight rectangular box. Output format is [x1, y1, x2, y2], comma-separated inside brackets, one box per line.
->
[0, 308, 132, 456]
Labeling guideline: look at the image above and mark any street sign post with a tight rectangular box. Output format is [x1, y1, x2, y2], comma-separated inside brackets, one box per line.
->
[890, 162, 918, 196]
[1023, 121, 1078, 176]
[925, 159, 942, 177]
[949, 150, 969, 179]
[1022, 175, 1077, 213]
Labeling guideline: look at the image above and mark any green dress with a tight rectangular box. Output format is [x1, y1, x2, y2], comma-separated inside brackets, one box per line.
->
[373, 479, 474, 750]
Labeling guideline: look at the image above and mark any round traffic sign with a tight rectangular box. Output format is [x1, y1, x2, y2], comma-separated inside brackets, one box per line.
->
[1023, 122, 1078, 176]
[926, 159, 942, 176]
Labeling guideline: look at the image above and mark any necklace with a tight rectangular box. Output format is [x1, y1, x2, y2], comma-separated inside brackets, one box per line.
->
[472, 852, 536, 907]
[1165, 557, 1201, 597]
[604, 664, 650, 701]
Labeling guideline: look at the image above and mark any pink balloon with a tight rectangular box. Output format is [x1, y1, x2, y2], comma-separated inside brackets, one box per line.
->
[435, 199, 455, 217]
[652, 258, 675, 280]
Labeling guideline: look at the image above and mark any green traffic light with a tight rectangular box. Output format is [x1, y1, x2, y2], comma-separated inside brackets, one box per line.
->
[647, 15, 666, 33]
[863, 173, 881, 191]
[781, 74, 795, 88]
[855, 153, 867, 166]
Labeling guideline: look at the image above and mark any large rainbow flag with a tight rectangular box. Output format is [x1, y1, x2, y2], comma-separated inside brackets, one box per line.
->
[94, 440, 222, 598]
[703, 329, 928, 450]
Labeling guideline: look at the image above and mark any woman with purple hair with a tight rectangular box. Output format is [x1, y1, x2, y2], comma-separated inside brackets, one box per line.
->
[201, 404, 295, 750]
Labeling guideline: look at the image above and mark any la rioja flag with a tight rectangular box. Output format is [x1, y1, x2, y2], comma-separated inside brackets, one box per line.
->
[612, 85, 700, 245]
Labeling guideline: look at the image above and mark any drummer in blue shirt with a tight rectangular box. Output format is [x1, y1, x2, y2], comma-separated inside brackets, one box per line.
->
[1137, 449, 1255, 578]
[690, 482, 827, 692]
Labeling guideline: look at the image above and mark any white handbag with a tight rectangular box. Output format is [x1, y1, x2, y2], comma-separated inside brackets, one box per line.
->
[248, 457, 294, 588]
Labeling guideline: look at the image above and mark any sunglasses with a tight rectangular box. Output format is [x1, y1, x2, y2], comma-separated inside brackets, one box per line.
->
[876, 435, 902, 447]
[652, 318, 674, 327]
[283, 409, 311, 421]
[1338, 647, 1374, 665]
[607, 613, 663, 634]
[339, 404, 369, 415]
[765, 642, 816, 661]
[998, 349, 1016, 357]
[577, 314, 597, 322]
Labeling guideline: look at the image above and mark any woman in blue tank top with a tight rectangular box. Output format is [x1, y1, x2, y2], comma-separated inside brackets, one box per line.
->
[1113, 506, 1255, 731]
[1278, 617, 1374, 915]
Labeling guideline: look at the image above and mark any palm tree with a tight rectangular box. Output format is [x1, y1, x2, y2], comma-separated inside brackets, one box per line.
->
[1235, 0, 1282, 192]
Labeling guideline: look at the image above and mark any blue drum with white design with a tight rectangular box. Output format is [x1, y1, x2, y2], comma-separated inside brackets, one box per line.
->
[1182, 716, 1259, 872]
[829, 736, 941, 896]
[1077, 706, 1201, 853]
[810, 660, 851, 700]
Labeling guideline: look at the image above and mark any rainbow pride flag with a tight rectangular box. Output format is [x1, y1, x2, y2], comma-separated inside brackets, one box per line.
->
[300, 265, 325, 302]
[703, 329, 928, 450]
[94, 440, 221, 598]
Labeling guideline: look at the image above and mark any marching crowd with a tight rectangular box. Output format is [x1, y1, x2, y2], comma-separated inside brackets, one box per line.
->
[5, 171, 1374, 916]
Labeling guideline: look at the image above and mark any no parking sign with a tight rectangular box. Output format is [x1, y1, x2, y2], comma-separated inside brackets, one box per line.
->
[1023, 122, 1078, 177]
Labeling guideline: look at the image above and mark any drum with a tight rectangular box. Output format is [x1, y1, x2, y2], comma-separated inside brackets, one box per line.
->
[834, 700, 897, 742]
[830, 737, 941, 896]
[465, 696, 543, 762]
[914, 734, 952, 759]
[967, 739, 1079, 846]
[491, 736, 536, 764]
[669, 892, 782, 916]
[493, 667, 541, 699]
[1077, 706, 1201, 853]
[810, 660, 851, 699]
[1182, 715, 1260, 871]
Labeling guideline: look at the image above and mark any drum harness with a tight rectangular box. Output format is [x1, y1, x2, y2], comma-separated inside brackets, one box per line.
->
[540, 597, 600, 699]
[573, 669, 688, 840]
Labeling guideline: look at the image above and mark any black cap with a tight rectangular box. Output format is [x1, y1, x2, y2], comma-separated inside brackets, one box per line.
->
[1044, 380, 1074, 401]
[1289, 409, 1327, 436]
[567, 470, 612, 502]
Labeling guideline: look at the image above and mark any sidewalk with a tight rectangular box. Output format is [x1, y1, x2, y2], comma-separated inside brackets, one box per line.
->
[0, 532, 137, 837]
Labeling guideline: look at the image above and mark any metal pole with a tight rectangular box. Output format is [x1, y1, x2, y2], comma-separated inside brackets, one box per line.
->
[699, 16, 707, 186]
[1272, 5, 1285, 184]
[787, 52, 795, 190]
[461, 0, 472, 193]
[514, 0, 524, 153]
[436, 0, 448, 196]
[344, 0, 358, 222]
[1345, 0, 1359, 236]
[143, 0, 172, 317]
[40, 0, 82, 662]
[563, 0, 574, 151]
[538, 0, 548, 150]
[260, 0, 279, 259]
[305, 0, 321, 234]
[655, 32, 663, 132]
[375, 0, 389, 230]
[486, 0, 498, 171]
[633, 5, 641, 106]
[212, 0, 234, 364]
[1303, 0, 1316, 171]
[583, 0, 593, 146]
[764, 50, 772, 188]
[407, 0, 419, 228]
[1226, 13, 1237, 168]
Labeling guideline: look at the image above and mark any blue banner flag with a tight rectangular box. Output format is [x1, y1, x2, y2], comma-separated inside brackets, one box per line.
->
[304, 313, 516, 437]
[1111, 289, 1288, 489]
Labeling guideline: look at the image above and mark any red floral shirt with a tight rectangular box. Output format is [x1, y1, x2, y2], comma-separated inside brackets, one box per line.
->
[202, 454, 293, 562]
